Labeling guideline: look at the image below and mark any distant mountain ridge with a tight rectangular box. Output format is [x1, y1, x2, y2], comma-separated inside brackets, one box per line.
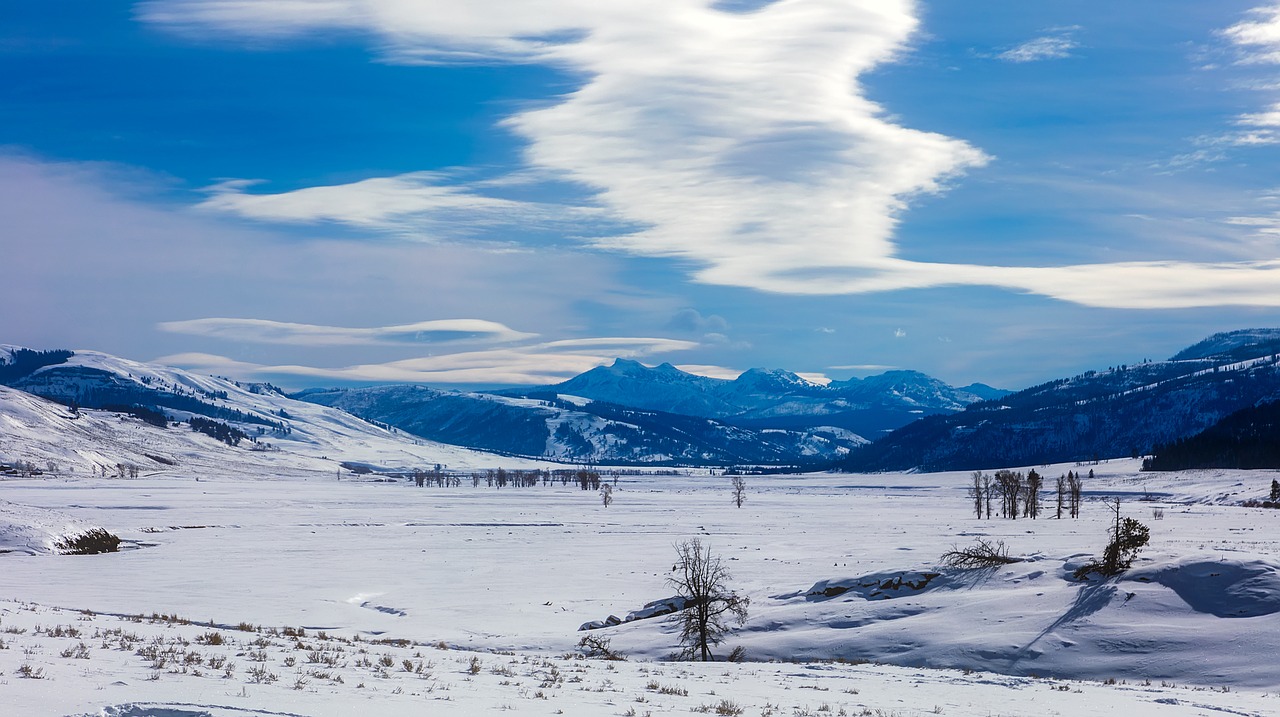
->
[292, 361, 1006, 466]
[843, 328, 1280, 472]
[506, 359, 1007, 437]
[298, 384, 868, 467]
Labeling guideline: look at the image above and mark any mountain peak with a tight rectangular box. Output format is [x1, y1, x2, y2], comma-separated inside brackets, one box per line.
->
[733, 367, 812, 391]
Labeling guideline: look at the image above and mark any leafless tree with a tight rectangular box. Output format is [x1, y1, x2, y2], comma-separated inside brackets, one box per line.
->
[1067, 471, 1083, 518]
[667, 538, 749, 661]
[994, 470, 1023, 519]
[600, 483, 613, 508]
[731, 475, 747, 509]
[940, 538, 1020, 568]
[969, 471, 986, 519]
[1056, 474, 1066, 519]
[1024, 469, 1043, 519]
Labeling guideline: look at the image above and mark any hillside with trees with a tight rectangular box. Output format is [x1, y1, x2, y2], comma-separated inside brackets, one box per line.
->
[841, 329, 1280, 472]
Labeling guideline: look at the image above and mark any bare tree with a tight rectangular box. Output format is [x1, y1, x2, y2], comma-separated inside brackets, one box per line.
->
[731, 475, 747, 509]
[1055, 474, 1066, 519]
[994, 470, 1023, 519]
[969, 471, 986, 519]
[600, 483, 613, 508]
[1067, 471, 1083, 518]
[667, 538, 749, 661]
[1024, 469, 1042, 519]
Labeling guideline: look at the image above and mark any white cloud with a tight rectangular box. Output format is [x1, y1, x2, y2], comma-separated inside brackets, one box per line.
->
[160, 336, 699, 385]
[673, 364, 743, 380]
[199, 173, 616, 241]
[137, 1, 1280, 310]
[157, 317, 537, 346]
[1224, 3, 1280, 64]
[996, 34, 1079, 63]
[140, 1, 991, 293]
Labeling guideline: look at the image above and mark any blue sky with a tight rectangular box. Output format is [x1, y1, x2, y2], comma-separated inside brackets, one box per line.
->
[6, 0, 1280, 390]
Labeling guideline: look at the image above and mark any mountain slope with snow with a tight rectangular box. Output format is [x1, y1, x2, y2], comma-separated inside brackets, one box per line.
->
[846, 329, 1280, 471]
[0, 348, 539, 473]
[508, 359, 1007, 437]
[299, 383, 867, 466]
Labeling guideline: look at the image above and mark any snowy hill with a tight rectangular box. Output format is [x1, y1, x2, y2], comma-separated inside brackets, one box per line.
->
[845, 329, 1280, 471]
[0, 347, 540, 473]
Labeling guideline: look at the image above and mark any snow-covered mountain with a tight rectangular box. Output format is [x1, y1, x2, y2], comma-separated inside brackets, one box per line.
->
[0, 345, 538, 474]
[298, 383, 867, 466]
[508, 359, 1005, 436]
[845, 328, 1280, 472]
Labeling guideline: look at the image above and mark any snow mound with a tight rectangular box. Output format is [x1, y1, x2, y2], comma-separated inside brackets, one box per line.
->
[1126, 556, 1280, 618]
[792, 570, 946, 601]
[0, 499, 101, 555]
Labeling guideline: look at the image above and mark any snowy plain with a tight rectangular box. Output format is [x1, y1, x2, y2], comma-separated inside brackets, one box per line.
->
[3, 456, 1280, 716]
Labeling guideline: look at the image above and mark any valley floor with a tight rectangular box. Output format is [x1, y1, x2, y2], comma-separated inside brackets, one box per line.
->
[2, 460, 1279, 715]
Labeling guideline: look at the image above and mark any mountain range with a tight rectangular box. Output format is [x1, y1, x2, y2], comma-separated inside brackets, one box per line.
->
[294, 361, 1008, 465]
[7, 329, 1280, 472]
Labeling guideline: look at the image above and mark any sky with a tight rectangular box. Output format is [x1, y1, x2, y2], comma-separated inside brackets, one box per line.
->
[7, 0, 1280, 391]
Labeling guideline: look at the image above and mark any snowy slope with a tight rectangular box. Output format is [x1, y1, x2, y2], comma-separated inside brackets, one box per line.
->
[1, 350, 543, 472]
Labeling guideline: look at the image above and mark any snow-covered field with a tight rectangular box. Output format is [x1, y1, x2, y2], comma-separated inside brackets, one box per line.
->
[3, 460, 1280, 715]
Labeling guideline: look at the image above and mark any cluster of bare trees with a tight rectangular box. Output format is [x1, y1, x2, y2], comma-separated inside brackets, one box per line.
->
[969, 468, 1087, 519]
[404, 467, 615, 490]
[1057, 470, 1086, 518]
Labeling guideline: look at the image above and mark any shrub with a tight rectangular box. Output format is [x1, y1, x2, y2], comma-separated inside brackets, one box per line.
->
[1074, 499, 1150, 579]
[55, 528, 121, 555]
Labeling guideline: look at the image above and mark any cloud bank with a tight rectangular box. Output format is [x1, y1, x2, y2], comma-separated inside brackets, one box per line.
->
[138, 0, 1280, 308]
[160, 336, 703, 385]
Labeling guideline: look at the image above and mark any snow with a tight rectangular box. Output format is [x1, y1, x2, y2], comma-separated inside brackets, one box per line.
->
[0, 370, 548, 474]
[2, 455, 1280, 714]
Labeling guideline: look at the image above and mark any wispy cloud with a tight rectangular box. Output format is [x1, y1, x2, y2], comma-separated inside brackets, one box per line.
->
[159, 336, 700, 385]
[1224, 3, 1280, 64]
[137, 2, 1280, 310]
[1221, 5, 1280, 146]
[139, 1, 990, 293]
[158, 317, 537, 346]
[829, 364, 898, 372]
[199, 173, 621, 242]
[996, 32, 1079, 63]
